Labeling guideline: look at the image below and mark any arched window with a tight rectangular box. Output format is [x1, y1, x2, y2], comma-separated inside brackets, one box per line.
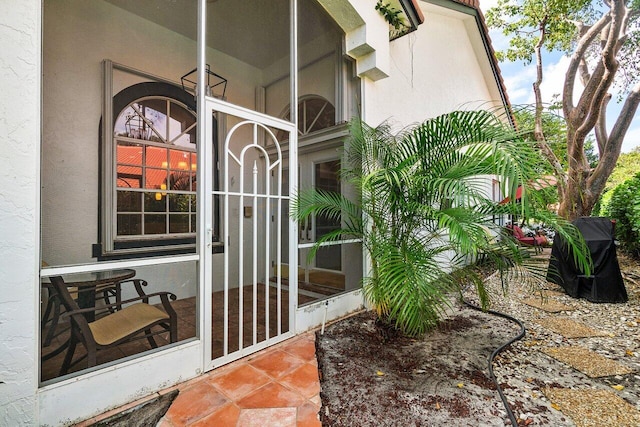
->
[276, 95, 336, 141]
[100, 82, 200, 257]
[114, 96, 196, 236]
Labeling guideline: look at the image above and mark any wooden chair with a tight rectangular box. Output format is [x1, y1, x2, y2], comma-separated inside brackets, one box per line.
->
[49, 276, 178, 375]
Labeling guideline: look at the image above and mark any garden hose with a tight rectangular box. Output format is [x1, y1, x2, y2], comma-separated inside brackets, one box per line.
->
[462, 298, 526, 427]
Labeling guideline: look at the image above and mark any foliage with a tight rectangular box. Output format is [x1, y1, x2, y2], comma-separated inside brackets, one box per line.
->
[485, 0, 596, 63]
[593, 189, 613, 216]
[375, 0, 409, 38]
[593, 147, 640, 214]
[603, 146, 640, 191]
[607, 172, 640, 257]
[294, 112, 591, 337]
[513, 105, 598, 169]
[486, 0, 640, 219]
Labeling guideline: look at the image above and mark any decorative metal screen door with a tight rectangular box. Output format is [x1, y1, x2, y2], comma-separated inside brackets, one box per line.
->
[204, 98, 297, 369]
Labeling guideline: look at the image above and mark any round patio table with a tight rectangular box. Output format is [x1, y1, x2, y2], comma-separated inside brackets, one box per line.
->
[60, 269, 137, 320]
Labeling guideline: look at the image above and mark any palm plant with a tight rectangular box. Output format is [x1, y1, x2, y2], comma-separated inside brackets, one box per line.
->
[294, 110, 591, 337]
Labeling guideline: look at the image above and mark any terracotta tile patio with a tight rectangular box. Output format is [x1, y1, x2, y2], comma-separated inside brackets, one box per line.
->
[158, 332, 321, 426]
[74, 332, 322, 426]
[77, 332, 321, 426]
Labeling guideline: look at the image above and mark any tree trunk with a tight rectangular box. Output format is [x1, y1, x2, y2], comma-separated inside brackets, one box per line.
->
[557, 0, 640, 221]
[558, 180, 598, 220]
[559, 83, 640, 220]
[558, 125, 593, 220]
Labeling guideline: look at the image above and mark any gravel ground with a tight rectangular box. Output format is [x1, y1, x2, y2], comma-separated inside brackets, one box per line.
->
[463, 250, 640, 426]
[318, 250, 640, 426]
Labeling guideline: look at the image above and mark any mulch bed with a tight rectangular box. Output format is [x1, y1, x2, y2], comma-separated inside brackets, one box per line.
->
[316, 305, 522, 426]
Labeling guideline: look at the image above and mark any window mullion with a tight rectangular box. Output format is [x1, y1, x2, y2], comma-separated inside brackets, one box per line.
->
[305, 101, 328, 134]
[164, 99, 171, 235]
[169, 122, 197, 145]
[166, 100, 171, 146]
[303, 100, 307, 134]
[130, 103, 165, 143]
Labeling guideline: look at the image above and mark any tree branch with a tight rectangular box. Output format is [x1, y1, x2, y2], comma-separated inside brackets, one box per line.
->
[533, 17, 547, 143]
[588, 81, 640, 194]
[594, 93, 611, 155]
[589, 82, 640, 194]
[608, 81, 640, 150]
[577, 57, 592, 87]
[563, 12, 611, 117]
[574, 55, 606, 121]
[530, 16, 565, 177]
[620, 5, 634, 36]
[539, 140, 566, 177]
[574, 0, 626, 143]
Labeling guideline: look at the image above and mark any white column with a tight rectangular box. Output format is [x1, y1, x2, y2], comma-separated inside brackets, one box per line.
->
[0, 2, 41, 424]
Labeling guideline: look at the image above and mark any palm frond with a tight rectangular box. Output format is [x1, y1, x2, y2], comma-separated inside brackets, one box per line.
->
[292, 112, 592, 337]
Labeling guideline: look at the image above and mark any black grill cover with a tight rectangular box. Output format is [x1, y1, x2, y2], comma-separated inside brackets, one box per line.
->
[547, 217, 627, 303]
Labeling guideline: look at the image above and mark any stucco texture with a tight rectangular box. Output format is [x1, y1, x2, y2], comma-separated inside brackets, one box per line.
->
[363, 2, 503, 127]
[0, 1, 41, 425]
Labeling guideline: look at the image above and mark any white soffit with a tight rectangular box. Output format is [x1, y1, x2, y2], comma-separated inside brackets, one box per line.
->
[422, 1, 503, 106]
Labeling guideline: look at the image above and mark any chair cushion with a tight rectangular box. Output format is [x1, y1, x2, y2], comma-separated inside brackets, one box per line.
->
[511, 226, 525, 239]
[518, 236, 536, 245]
[89, 303, 169, 346]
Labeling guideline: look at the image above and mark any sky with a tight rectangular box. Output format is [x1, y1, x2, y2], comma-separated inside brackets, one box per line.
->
[480, 0, 640, 153]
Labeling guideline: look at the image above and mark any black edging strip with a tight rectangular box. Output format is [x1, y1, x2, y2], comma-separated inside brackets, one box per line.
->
[463, 299, 526, 427]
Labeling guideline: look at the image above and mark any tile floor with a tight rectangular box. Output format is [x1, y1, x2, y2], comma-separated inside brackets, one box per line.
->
[75, 332, 322, 427]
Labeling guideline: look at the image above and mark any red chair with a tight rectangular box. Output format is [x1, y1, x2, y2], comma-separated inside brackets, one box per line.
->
[507, 224, 547, 252]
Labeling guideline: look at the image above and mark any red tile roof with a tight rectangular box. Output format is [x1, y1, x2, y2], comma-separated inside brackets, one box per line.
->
[407, 0, 425, 24]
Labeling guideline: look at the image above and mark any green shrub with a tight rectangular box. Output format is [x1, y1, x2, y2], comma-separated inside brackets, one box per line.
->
[594, 189, 613, 217]
[608, 172, 640, 258]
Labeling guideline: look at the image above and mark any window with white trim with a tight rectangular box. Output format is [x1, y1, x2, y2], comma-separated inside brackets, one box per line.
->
[276, 95, 336, 141]
[114, 98, 197, 238]
[99, 82, 205, 258]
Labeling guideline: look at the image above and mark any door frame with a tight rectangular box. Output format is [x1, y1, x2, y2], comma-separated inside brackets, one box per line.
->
[294, 133, 365, 332]
[298, 150, 343, 276]
[266, 124, 366, 333]
[202, 97, 298, 371]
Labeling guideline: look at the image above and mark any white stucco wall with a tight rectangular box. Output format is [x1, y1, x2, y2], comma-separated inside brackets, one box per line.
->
[0, 1, 41, 425]
[362, 2, 503, 127]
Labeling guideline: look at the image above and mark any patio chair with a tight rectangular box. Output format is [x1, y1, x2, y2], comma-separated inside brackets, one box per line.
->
[506, 224, 547, 253]
[49, 276, 178, 375]
[41, 281, 122, 348]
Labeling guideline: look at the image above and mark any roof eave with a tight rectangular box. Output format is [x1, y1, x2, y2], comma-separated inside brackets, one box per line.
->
[447, 0, 514, 125]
